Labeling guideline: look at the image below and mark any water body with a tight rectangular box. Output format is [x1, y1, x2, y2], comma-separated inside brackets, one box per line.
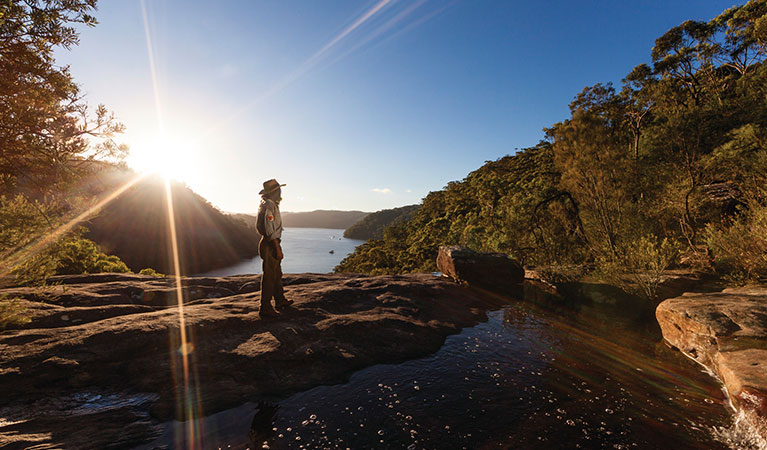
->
[142, 293, 758, 449]
[201, 228, 364, 276]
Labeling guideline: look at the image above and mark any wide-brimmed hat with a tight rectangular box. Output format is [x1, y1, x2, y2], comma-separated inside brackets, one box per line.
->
[259, 178, 286, 195]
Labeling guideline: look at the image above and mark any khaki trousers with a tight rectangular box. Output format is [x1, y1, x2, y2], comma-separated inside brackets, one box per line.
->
[259, 237, 284, 309]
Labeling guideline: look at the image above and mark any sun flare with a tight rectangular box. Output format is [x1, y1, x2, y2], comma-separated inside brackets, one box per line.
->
[127, 134, 200, 182]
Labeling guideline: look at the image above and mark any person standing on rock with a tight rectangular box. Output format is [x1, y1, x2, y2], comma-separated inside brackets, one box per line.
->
[256, 179, 293, 318]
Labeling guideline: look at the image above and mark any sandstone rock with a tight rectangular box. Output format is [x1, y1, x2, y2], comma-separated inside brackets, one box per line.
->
[654, 269, 721, 301]
[437, 246, 524, 291]
[0, 272, 493, 449]
[656, 286, 767, 436]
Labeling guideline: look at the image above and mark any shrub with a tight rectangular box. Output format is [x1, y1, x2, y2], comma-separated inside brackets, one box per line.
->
[138, 267, 164, 277]
[596, 235, 681, 301]
[0, 294, 30, 329]
[1, 194, 131, 286]
[54, 235, 130, 275]
[0, 194, 53, 254]
[12, 229, 130, 285]
[705, 197, 767, 283]
[536, 265, 589, 287]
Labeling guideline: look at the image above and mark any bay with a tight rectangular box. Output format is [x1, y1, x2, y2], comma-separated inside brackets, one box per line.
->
[201, 227, 364, 276]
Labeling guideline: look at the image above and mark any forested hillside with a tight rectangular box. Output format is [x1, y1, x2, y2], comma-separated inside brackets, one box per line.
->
[85, 172, 259, 274]
[344, 205, 419, 240]
[337, 1, 767, 286]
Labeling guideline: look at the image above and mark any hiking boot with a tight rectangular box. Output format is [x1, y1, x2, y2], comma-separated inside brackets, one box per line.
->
[259, 304, 280, 318]
[275, 298, 294, 309]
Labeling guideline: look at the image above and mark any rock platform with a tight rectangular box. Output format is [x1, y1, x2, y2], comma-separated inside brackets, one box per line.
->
[656, 286, 767, 438]
[0, 273, 496, 449]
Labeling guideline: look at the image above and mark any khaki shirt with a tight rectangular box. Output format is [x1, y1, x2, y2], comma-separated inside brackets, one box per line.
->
[258, 198, 283, 240]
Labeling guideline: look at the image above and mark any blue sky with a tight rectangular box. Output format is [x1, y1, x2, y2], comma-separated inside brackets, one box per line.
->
[57, 0, 739, 213]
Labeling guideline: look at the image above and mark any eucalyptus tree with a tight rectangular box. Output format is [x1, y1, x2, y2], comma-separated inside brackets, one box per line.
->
[0, 0, 126, 198]
[712, 0, 767, 75]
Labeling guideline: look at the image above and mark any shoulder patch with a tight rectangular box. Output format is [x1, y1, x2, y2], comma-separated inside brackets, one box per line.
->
[267, 215, 274, 221]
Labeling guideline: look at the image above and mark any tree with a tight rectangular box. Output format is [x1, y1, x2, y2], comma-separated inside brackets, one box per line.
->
[651, 20, 718, 106]
[712, 0, 767, 75]
[622, 64, 655, 159]
[0, 1, 132, 285]
[0, 0, 126, 197]
[338, 0, 767, 286]
[547, 84, 636, 260]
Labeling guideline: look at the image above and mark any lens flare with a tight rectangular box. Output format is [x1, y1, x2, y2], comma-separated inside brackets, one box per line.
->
[0, 173, 146, 279]
[164, 178, 200, 448]
[141, 1, 203, 446]
[127, 133, 201, 182]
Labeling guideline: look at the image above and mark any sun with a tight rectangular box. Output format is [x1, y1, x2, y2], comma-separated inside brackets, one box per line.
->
[127, 133, 200, 182]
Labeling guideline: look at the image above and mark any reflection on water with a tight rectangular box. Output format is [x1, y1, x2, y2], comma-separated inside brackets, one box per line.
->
[140, 295, 761, 449]
[248, 401, 279, 444]
[201, 228, 364, 276]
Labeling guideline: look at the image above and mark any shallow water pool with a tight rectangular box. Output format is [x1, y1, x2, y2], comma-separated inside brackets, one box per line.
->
[141, 293, 761, 449]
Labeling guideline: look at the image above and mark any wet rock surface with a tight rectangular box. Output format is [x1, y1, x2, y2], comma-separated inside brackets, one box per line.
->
[0, 273, 495, 449]
[656, 286, 767, 438]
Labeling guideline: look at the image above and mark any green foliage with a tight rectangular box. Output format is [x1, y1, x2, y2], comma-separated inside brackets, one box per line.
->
[0, 294, 31, 330]
[713, 0, 767, 75]
[139, 267, 164, 277]
[1, 194, 132, 285]
[13, 228, 130, 285]
[336, 143, 584, 273]
[705, 195, 767, 282]
[1, 0, 126, 197]
[0, 194, 53, 254]
[547, 84, 636, 259]
[536, 265, 590, 287]
[596, 236, 681, 301]
[339, 1, 767, 291]
[344, 205, 420, 240]
[0, 1, 133, 286]
[706, 123, 767, 192]
[54, 234, 131, 275]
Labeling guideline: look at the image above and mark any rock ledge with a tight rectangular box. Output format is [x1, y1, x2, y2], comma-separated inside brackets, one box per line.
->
[656, 286, 767, 437]
[0, 272, 496, 449]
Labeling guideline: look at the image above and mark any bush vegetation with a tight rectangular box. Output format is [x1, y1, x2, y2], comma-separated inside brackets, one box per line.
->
[595, 235, 681, 300]
[0, 1, 136, 288]
[337, 1, 767, 293]
[139, 267, 165, 277]
[705, 193, 767, 282]
[344, 205, 420, 240]
[0, 194, 130, 285]
[0, 294, 31, 330]
[11, 227, 130, 286]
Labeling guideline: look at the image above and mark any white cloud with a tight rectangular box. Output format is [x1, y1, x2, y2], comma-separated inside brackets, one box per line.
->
[405, 189, 412, 193]
[372, 188, 392, 194]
